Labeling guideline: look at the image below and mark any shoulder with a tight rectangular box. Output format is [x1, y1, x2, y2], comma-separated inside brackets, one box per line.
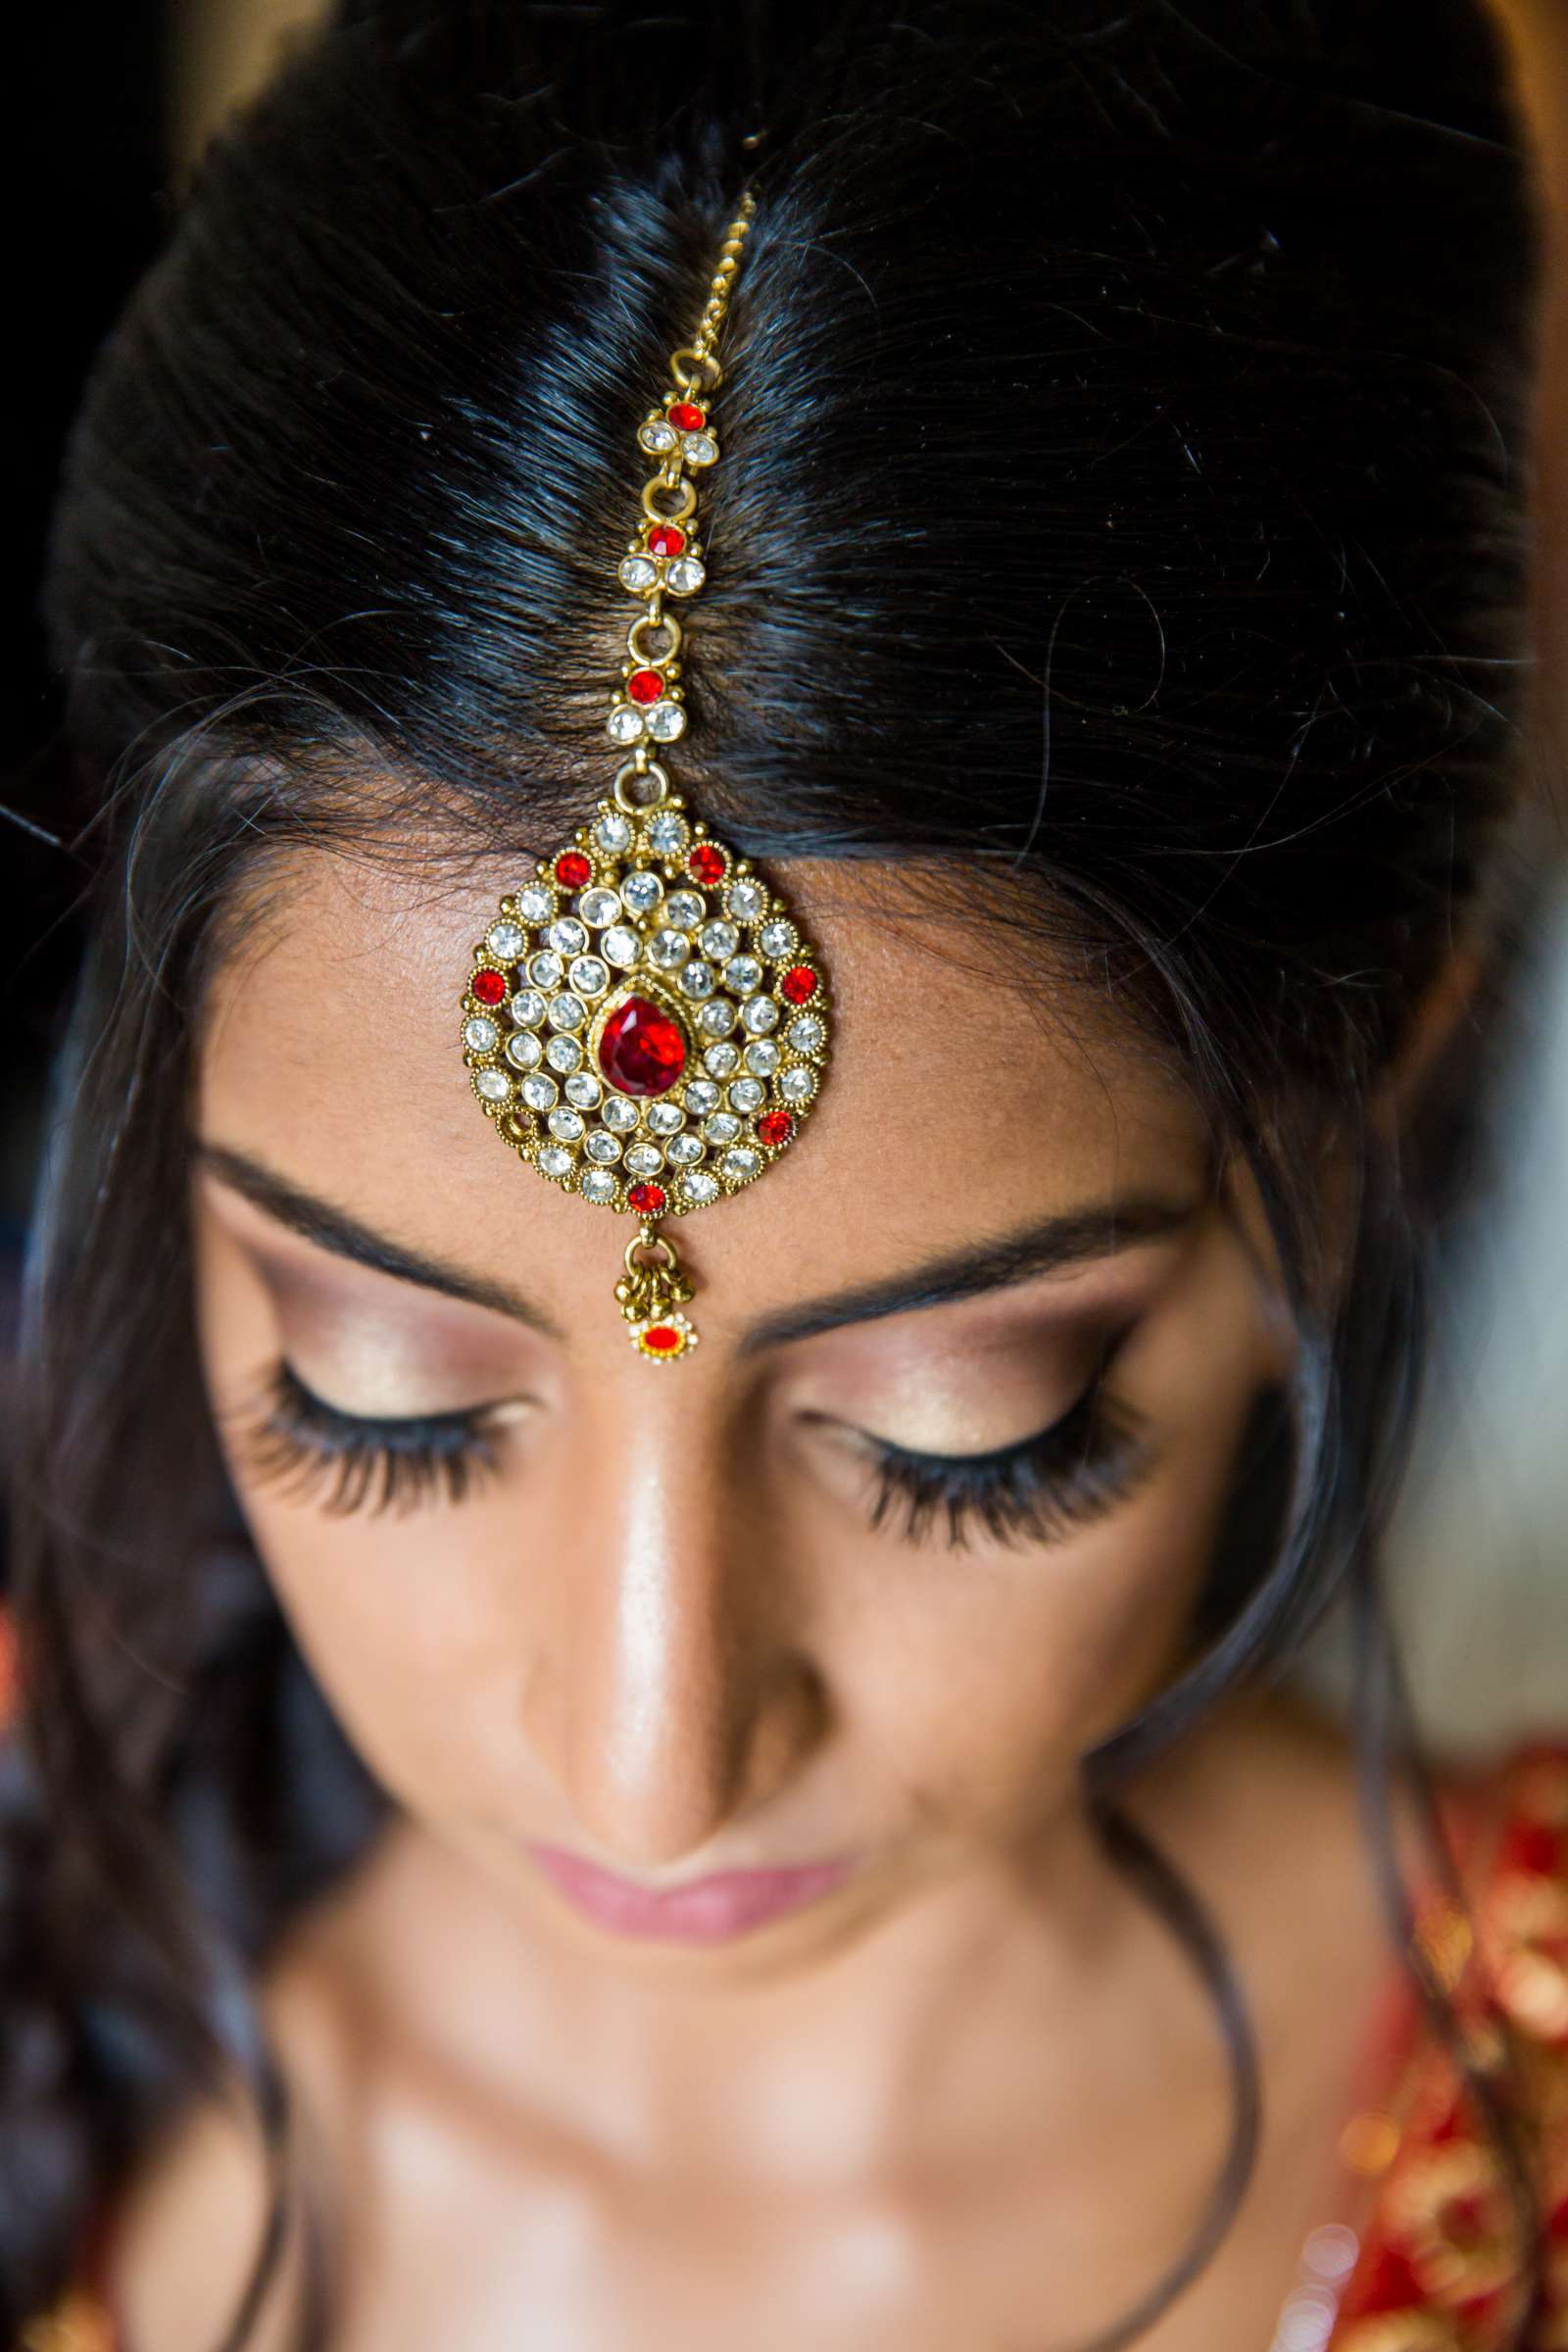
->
[104, 1921, 366, 2351]
[108, 2097, 304, 2352]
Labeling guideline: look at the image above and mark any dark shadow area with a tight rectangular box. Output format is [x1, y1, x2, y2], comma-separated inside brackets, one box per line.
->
[2, 0, 170, 1564]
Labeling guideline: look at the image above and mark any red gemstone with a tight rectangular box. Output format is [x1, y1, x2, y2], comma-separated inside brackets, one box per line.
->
[780, 965, 817, 1004]
[627, 1180, 667, 1214]
[642, 1324, 684, 1354]
[471, 968, 507, 1005]
[687, 843, 727, 886]
[627, 668, 664, 705]
[756, 1110, 795, 1149]
[648, 523, 686, 558]
[598, 997, 687, 1097]
[667, 402, 707, 432]
[554, 850, 592, 889]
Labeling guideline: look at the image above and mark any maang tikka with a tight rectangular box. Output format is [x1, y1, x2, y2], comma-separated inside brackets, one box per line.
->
[459, 193, 831, 1360]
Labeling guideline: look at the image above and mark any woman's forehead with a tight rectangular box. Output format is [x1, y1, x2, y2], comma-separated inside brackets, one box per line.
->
[194, 845, 1208, 1339]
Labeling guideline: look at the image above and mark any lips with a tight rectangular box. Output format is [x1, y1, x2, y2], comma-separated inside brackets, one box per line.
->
[526, 1844, 856, 1945]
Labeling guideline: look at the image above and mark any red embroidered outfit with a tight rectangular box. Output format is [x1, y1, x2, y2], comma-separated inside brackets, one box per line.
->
[1321, 1744, 1568, 2351]
[23, 1744, 1568, 2351]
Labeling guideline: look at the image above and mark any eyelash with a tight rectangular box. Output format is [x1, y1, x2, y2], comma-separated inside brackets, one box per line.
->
[241, 1354, 1153, 1548]
[861, 1367, 1153, 1551]
[242, 1363, 502, 1517]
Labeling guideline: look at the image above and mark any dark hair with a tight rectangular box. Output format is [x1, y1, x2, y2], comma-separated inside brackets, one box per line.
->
[6, 0, 1546, 2340]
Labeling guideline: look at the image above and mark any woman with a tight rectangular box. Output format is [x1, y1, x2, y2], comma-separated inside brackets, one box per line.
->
[6, 0, 1563, 2344]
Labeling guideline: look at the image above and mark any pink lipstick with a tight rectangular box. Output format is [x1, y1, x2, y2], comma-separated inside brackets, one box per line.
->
[526, 1844, 856, 1944]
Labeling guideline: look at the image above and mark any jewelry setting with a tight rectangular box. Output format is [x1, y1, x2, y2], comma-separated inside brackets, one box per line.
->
[459, 193, 831, 1359]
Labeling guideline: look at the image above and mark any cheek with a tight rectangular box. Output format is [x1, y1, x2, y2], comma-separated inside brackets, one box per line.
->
[830, 1493, 1206, 1836]
[237, 1484, 532, 1820]
[834, 1341, 1281, 1826]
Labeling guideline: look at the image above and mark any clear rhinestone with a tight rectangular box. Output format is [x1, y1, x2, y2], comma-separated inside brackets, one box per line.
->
[724, 879, 767, 922]
[664, 891, 706, 931]
[595, 810, 634, 854]
[619, 554, 659, 592]
[677, 960, 716, 1000]
[521, 1074, 559, 1110]
[517, 884, 555, 924]
[698, 998, 738, 1036]
[608, 705, 645, 744]
[699, 919, 739, 961]
[601, 925, 640, 968]
[780, 1066, 816, 1102]
[704, 1042, 740, 1078]
[728, 1077, 766, 1113]
[580, 1168, 617, 1203]
[704, 1112, 742, 1145]
[624, 1143, 665, 1178]
[475, 1068, 513, 1102]
[665, 556, 706, 594]
[786, 1014, 826, 1054]
[647, 928, 691, 971]
[684, 1080, 721, 1114]
[603, 1096, 640, 1133]
[682, 432, 718, 466]
[538, 1145, 573, 1179]
[578, 887, 621, 928]
[667, 1133, 704, 1166]
[722, 955, 763, 997]
[621, 869, 664, 915]
[548, 993, 587, 1032]
[568, 955, 609, 999]
[464, 1015, 500, 1054]
[548, 1107, 585, 1144]
[645, 701, 686, 743]
[645, 810, 689, 856]
[722, 1147, 761, 1181]
[639, 419, 678, 454]
[545, 1034, 583, 1073]
[565, 1071, 602, 1107]
[744, 1039, 780, 1076]
[505, 1031, 543, 1071]
[487, 919, 526, 959]
[758, 918, 798, 960]
[682, 1169, 720, 1203]
[584, 1130, 620, 1164]
[528, 950, 563, 989]
[646, 1101, 686, 1135]
[511, 988, 547, 1028]
[742, 996, 779, 1034]
[546, 917, 587, 956]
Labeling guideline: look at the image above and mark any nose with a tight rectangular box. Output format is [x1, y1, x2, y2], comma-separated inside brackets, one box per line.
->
[520, 1389, 827, 1872]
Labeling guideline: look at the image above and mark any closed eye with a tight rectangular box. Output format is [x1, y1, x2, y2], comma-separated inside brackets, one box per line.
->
[856, 1362, 1155, 1552]
[236, 1361, 503, 1515]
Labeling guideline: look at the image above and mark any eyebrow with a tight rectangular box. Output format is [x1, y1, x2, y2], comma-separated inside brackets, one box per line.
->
[196, 1143, 565, 1340]
[195, 1142, 1198, 1355]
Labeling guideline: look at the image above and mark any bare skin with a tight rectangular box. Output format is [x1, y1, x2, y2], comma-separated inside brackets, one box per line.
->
[110, 847, 1464, 2350]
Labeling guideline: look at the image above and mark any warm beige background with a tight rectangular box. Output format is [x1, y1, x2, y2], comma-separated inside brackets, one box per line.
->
[172, 0, 325, 172]
[172, 1, 1568, 1748]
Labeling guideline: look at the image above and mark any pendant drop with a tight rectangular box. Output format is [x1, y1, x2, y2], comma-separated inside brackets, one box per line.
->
[615, 1223, 699, 1361]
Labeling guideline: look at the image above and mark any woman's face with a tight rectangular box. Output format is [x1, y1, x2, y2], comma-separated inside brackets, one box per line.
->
[192, 848, 1295, 1976]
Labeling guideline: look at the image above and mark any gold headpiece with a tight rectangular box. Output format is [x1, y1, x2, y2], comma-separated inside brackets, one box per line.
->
[459, 193, 830, 1359]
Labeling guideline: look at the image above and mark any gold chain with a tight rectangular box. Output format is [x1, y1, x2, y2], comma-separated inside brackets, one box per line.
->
[670, 191, 757, 391]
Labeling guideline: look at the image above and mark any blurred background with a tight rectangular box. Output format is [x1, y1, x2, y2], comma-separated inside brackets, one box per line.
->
[4, 0, 1568, 1748]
